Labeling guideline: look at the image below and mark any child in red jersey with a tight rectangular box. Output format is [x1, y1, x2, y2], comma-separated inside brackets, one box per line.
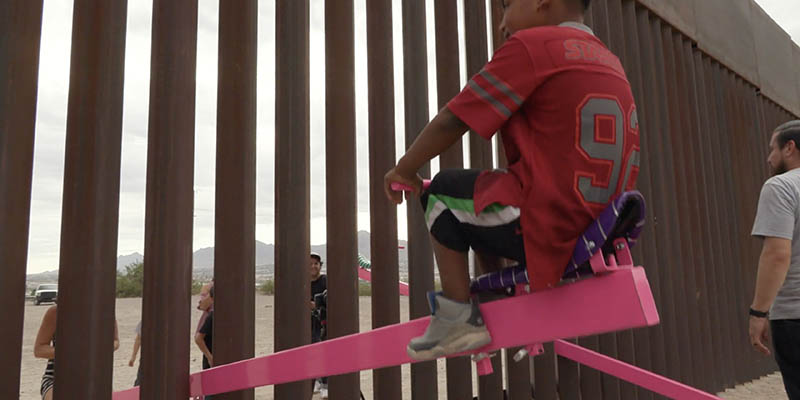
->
[384, 0, 640, 361]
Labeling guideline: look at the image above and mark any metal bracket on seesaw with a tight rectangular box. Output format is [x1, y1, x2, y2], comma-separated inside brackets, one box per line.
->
[589, 238, 634, 274]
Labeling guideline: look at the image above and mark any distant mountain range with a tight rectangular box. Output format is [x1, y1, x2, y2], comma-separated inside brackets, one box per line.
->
[27, 231, 410, 286]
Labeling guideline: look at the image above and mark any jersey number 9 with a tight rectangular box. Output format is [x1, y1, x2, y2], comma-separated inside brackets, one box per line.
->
[575, 96, 640, 205]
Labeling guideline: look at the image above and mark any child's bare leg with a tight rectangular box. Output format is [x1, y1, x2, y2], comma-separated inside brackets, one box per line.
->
[475, 252, 504, 274]
[431, 237, 470, 303]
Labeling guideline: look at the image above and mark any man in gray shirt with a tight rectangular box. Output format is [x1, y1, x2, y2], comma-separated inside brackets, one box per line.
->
[750, 120, 800, 399]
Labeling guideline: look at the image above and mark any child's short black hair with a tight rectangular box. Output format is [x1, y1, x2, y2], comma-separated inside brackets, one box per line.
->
[209, 285, 214, 298]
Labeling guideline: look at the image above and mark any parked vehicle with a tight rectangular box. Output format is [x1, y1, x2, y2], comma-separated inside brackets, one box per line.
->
[34, 284, 58, 305]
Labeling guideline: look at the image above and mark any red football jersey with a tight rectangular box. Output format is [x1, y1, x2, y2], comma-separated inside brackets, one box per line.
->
[447, 23, 640, 289]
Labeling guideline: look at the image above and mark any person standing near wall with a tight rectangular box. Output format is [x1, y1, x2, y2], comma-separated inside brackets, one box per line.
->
[309, 252, 328, 398]
[749, 120, 800, 399]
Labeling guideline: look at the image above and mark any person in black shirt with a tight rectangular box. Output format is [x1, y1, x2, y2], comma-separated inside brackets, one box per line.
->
[195, 285, 214, 370]
[310, 252, 328, 397]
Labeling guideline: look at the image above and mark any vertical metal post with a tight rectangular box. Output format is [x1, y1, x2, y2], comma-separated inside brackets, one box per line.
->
[366, 0, 402, 398]
[325, 0, 361, 398]
[53, 0, 128, 398]
[140, 0, 197, 398]
[401, 1, 438, 398]
[275, 0, 311, 398]
[214, 1, 257, 399]
[433, 2, 473, 398]
[0, 1, 44, 397]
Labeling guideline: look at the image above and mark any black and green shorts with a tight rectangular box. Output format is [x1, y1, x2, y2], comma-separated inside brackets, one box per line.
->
[421, 169, 525, 264]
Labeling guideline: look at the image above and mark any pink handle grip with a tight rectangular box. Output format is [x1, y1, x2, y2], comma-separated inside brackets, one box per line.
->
[391, 180, 431, 192]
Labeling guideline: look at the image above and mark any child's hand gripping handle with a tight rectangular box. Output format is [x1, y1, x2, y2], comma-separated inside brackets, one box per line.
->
[390, 180, 431, 193]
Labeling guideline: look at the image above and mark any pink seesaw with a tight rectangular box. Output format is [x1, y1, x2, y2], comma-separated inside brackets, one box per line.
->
[113, 183, 722, 400]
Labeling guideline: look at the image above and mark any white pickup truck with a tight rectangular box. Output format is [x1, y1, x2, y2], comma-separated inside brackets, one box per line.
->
[34, 284, 58, 305]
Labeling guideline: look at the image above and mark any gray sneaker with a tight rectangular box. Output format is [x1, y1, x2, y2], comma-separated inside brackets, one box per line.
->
[407, 292, 491, 361]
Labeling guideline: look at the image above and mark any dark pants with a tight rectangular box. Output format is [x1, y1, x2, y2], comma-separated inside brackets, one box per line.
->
[311, 324, 328, 386]
[772, 319, 800, 399]
[135, 363, 142, 386]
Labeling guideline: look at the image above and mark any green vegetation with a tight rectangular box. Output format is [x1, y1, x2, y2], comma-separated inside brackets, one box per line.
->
[116, 261, 206, 298]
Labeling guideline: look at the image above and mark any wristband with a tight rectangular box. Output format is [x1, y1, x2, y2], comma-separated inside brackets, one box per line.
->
[749, 308, 768, 318]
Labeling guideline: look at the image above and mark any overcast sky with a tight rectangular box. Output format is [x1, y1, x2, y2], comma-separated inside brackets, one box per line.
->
[25, 0, 800, 274]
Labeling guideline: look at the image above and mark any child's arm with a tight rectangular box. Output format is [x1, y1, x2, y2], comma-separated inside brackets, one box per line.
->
[113, 319, 120, 351]
[384, 107, 468, 204]
[129, 334, 141, 366]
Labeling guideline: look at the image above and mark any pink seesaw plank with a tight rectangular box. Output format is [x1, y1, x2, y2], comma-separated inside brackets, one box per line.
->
[554, 339, 721, 399]
[113, 267, 656, 398]
[177, 267, 656, 397]
[358, 266, 410, 296]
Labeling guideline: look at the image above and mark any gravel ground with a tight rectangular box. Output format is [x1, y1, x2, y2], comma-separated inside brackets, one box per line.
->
[717, 372, 788, 400]
[19, 296, 789, 399]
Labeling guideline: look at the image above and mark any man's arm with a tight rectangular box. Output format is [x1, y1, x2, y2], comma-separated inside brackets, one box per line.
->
[384, 108, 468, 203]
[194, 333, 213, 366]
[751, 237, 792, 311]
[749, 237, 792, 355]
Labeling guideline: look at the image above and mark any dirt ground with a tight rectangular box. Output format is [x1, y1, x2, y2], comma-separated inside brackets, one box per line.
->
[18, 296, 786, 399]
[19, 296, 476, 400]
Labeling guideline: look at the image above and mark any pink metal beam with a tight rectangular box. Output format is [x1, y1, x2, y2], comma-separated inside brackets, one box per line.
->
[554, 339, 722, 399]
[113, 267, 657, 398]
[358, 266, 410, 296]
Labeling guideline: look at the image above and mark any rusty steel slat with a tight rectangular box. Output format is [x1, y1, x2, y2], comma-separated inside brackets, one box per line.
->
[534, 343, 558, 400]
[558, 339, 581, 400]
[324, 0, 361, 398]
[0, 1, 43, 398]
[688, 49, 726, 394]
[732, 73, 760, 383]
[464, 1, 503, 400]
[433, 2, 474, 397]
[660, 25, 702, 388]
[740, 78, 770, 380]
[464, 0, 494, 172]
[605, 2, 636, 399]
[52, 1, 128, 398]
[573, 3, 602, 398]
[710, 64, 748, 387]
[678, 36, 718, 392]
[486, 3, 532, 396]
[401, 1, 438, 398]
[752, 93, 776, 379]
[707, 58, 737, 391]
[140, 0, 197, 398]
[585, 3, 621, 400]
[705, 60, 738, 389]
[489, 0, 511, 169]
[734, 78, 758, 381]
[618, 4, 655, 400]
[644, 15, 684, 385]
[628, 11, 668, 400]
[464, 2, 504, 398]
[214, 1, 258, 399]
[721, 69, 749, 384]
[670, 34, 712, 391]
[366, 0, 402, 398]
[434, 0, 465, 172]
[274, 0, 311, 398]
